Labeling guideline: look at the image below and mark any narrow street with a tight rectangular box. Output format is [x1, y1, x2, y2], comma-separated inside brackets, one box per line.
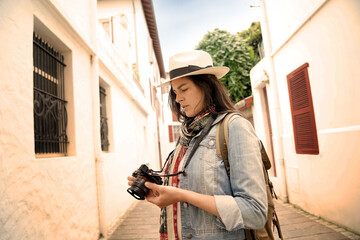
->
[109, 199, 360, 240]
[273, 200, 359, 240]
[108, 200, 160, 240]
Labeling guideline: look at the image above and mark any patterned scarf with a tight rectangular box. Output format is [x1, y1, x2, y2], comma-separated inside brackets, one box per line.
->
[178, 110, 213, 147]
[160, 110, 213, 240]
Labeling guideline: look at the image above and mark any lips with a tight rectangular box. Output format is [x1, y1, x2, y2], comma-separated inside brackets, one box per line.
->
[181, 105, 189, 111]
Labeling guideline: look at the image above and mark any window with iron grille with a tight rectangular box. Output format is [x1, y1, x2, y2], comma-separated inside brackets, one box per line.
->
[100, 86, 109, 151]
[33, 33, 68, 154]
[287, 63, 319, 154]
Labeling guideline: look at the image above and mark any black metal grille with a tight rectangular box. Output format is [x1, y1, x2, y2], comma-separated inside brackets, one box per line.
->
[33, 33, 68, 154]
[100, 86, 109, 151]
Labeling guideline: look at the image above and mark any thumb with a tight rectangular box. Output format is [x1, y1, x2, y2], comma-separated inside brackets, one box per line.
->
[145, 181, 156, 189]
[145, 181, 161, 199]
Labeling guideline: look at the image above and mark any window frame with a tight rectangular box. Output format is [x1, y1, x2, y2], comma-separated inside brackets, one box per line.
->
[33, 32, 69, 155]
[99, 86, 110, 152]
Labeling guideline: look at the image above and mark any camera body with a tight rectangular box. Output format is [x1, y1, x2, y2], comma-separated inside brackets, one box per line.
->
[127, 164, 163, 200]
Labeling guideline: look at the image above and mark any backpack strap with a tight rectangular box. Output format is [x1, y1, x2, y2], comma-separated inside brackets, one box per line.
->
[216, 113, 273, 175]
[216, 113, 276, 197]
[260, 141, 272, 170]
[244, 229, 255, 240]
[216, 112, 238, 176]
[216, 112, 284, 240]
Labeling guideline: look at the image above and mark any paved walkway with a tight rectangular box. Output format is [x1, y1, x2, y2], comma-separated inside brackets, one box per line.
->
[273, 200, 359, 240]
[108, 199, 360, 240]
[108, 200, 160, 240]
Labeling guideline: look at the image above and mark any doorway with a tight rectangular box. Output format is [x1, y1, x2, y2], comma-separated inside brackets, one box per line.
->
[261, 86, 277, 177]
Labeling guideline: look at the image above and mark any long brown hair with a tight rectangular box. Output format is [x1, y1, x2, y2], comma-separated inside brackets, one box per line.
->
[169, 74, 236, 122]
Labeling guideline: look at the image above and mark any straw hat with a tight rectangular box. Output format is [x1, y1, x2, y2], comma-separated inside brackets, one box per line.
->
[157, 50, 229, 87]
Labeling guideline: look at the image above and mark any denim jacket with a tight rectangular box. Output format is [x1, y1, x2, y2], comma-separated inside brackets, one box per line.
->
[178, 114, 267, 240]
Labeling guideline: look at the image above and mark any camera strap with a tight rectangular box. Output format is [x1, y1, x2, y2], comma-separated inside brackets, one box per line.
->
[181, 114, 216, 176]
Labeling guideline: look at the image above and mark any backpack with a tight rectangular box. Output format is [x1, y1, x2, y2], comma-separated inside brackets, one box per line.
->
[215, 113, 283, 240]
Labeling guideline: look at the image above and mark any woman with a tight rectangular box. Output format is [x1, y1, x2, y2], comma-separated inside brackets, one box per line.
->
[128, 50, 267, 240]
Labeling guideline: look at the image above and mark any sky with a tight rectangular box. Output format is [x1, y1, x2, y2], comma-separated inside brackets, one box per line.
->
[152, 0, 262, 71]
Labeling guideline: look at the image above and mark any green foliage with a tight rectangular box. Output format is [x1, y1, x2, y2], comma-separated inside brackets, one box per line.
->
[238, 22, 262, 59]
[196, 28, 258, 103]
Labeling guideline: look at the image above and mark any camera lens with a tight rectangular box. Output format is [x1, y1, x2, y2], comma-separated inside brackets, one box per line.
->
[127, 177, 149, 200]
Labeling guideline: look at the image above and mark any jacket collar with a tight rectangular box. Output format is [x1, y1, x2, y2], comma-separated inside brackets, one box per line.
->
[212, 113, 227, 126]
[190, 113, 229, 139]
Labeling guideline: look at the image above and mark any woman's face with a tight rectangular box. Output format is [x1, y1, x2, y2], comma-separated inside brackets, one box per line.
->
[171, 76, 205, 117]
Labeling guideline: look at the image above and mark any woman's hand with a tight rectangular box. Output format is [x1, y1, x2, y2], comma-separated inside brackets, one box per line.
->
[146, 182, 220, 217]
[144, 182, 182, 208]
[127, 176, 135, 186]
[129, 179, 220, 218]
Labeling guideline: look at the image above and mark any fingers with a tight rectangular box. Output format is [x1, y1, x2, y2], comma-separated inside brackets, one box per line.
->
[127, 176, 135, 186]
[145, 182, 161, 206]
[146, 189, 161, 207]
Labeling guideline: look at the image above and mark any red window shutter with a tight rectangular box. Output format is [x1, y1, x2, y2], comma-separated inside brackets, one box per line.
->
[287, 63, 319, 154]
[168, 125, 173, 142]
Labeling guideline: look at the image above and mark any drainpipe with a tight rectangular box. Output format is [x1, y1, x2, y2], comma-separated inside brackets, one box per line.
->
[260, 0, 289, 201]
[90, 54, 106, 238]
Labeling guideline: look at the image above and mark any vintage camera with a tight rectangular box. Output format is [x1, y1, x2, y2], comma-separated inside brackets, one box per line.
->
[127, 164, 163, 200]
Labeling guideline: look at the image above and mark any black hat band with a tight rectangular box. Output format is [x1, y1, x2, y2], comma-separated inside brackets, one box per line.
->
[169, 65, 212, 80]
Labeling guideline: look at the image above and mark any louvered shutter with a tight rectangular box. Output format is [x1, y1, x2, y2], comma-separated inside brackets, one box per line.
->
[287, 63, 319, 154]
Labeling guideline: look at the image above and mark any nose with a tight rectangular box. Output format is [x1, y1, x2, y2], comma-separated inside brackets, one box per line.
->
[175, 93, 183, 103]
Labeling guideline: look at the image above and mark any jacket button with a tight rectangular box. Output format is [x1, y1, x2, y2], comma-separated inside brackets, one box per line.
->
[185, 233, 192, 239]
[183, 202, 188, 208]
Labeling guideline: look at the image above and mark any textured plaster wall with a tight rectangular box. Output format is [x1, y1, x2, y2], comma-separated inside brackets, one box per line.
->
[98, 65, 145, 234]
[96, 0, 165, 236]
[264, 0, 360, 233]
[0, 0, 167, 238]
[0, 0, 100, 239]
[250, 58, 289, 199]
[49, 0, 97, 45]
[264, 0, 326, 53]
[160, 91, 178, 161]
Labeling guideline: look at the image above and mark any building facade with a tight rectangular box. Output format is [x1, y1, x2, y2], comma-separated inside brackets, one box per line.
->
[0, 0, 169, 239]
[251, 0, 360, 234]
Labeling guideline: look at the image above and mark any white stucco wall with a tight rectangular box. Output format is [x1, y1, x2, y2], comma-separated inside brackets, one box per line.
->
[0, 0, 100, 239]
[272, 0, 360, 232]
[250, 58, 290, 200]
[264, 0, 326, 55]
[0, 0, 167, 239]
[97, 60, 142, 235]
[96, 0, 166, 236]
[159, 90, 178, 161]
[255, 0, 360, 233]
